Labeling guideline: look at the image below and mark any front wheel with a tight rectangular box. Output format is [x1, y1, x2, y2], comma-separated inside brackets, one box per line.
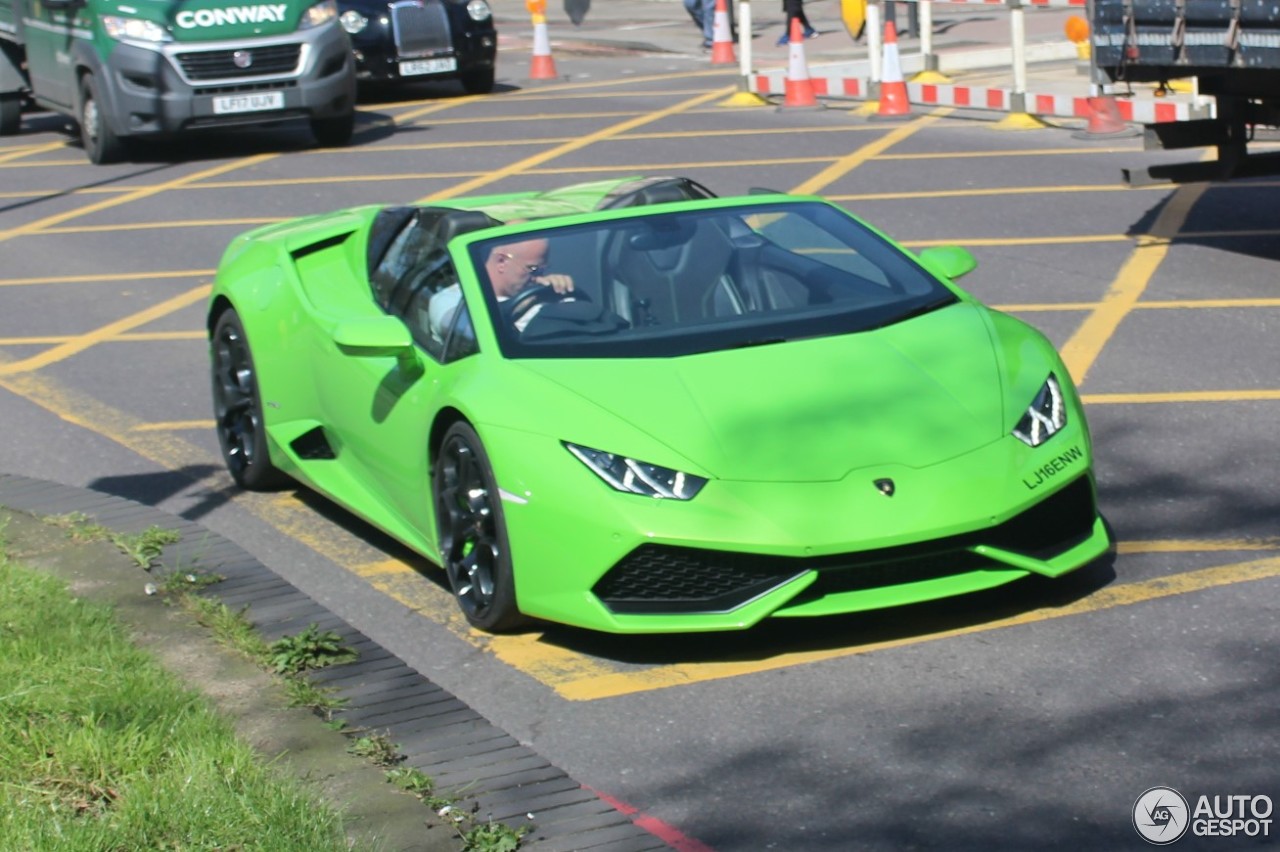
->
[432, 422, 527, 632]
[459, 66, 495, 96]
[210, 309, 287, 490]
[310, 110, 355, 148]
[0, 94, 20, 136]
[79, 74, 125, 164]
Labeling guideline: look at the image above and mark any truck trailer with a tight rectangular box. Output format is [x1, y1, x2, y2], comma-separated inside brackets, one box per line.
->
[1090, 0, 1280, 183]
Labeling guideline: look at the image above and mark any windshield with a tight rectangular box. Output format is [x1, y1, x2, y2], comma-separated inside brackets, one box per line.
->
[468, 201, 959, 359]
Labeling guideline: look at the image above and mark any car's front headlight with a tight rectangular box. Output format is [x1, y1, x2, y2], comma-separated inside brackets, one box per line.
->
[339, 9, 368, 33]
[565, 443, 707, 500]
[466, 0, 492, 21]
[298, 0, 337, 29]
[102, 15, 172, 43]
[1012, 373, 1067, 447]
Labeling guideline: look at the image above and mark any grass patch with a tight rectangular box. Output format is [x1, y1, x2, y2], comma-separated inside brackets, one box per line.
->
[0, 545, 352, 850]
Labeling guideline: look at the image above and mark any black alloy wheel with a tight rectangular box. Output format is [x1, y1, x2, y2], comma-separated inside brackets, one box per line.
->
[210, 309, 285, 490]
[433, 422, 525, 632]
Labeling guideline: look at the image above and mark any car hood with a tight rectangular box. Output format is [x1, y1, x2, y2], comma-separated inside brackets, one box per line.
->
[518, 303, 1008, 482]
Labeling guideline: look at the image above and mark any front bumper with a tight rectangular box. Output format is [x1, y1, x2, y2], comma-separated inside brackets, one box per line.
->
[487, 425, 1111, 634]
[347, 2, 496, 82]
[103, 23, 355, 137]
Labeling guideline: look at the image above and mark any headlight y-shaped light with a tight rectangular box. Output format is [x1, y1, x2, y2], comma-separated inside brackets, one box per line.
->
[566, 443, 707, 500]
[1012, 373, 1066, 447]
[102, 15, 172, 42]
[299, 0, 337, 29]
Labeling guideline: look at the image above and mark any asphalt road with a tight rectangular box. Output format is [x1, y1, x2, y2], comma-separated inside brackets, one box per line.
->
[2, 39, 1278, 852]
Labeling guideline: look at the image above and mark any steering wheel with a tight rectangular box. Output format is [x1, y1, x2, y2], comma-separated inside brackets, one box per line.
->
[500, 283, 583, 326]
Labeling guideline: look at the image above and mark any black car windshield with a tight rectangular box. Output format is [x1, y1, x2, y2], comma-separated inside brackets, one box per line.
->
[469, 201, 958, 359]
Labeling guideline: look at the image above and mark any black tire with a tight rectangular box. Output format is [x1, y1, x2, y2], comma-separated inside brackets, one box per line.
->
[459, 66, 495, 96]
[79, 74, 125, 165]
[0, 94, 20, 136]
[310, 110, 355, 148]
[433, 422, 527, 632]
[210, 309, 287, 490]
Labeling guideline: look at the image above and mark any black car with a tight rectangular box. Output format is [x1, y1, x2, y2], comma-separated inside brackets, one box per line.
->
[339, 0, 498, 93]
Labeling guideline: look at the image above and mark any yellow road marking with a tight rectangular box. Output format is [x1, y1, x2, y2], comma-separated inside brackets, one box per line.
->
[546, 555, 1280, 701]
[1083, 389, 1280, 404]
[1058, 183, 1209, 385]
[0, 269, 213, 287]
[0, 331, 204, 346]
[0, 153, 279, 244]
[1120, 539, 1280, 554]
[0, 285, 210, 376]
[0, 141, 67, 164]
[878, 147, 1137, 160]
[416, 86, 736, 203]
[129, 420, 216, 432]
[31, 219, 281, 235]
[790, 111, 950, 196]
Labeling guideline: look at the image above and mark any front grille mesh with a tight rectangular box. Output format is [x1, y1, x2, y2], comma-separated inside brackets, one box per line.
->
[176, 44, 302, 80]
[392, 0, 452, 55]
[593, 475, 1098, 615]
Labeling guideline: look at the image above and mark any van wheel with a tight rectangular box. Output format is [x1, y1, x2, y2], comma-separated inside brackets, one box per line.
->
[0, 94, 20, 136]
[79, 74, 125, 164]
[311, 110, 355, 148]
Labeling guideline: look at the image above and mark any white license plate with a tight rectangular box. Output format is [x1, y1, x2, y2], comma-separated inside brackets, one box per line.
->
[212, 91, 285, 115]
[399, 57, 457, 76]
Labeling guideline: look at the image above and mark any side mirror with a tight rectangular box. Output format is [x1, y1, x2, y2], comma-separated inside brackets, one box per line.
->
[333, 316, 414, 356]
[917, 245, 977, 282]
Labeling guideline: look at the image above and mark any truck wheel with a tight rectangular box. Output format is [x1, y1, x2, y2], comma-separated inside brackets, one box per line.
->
[79, 74, 125, 164]
[310, 110, 355, 148]
[0, 95, 19, 136]
[460, 67, 495, 95]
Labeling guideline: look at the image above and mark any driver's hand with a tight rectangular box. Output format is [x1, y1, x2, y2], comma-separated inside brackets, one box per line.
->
[534, 273, 574, 294]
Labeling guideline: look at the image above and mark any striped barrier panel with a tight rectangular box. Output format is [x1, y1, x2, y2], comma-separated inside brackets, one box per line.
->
[752, 69, 1215, 122]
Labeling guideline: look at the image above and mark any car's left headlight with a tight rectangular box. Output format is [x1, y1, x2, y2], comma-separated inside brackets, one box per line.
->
[339, 9, 368, 33]
[298, 0, 337, 29]
[565, 443, 707, 500]
[466, 0, 492, 21]
[1012, 373, 1067, 447]
[102, 15, 172, 43]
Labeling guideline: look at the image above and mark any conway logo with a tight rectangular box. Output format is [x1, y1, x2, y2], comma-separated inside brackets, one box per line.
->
[175, 5, 289, 28]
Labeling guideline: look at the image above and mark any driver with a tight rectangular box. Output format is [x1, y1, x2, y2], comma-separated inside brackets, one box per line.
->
[484, 238, 574, 331]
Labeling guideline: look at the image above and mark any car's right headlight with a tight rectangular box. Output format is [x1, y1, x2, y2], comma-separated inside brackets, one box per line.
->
[466, 0, 492, 21]
[565, 442, 707, 500]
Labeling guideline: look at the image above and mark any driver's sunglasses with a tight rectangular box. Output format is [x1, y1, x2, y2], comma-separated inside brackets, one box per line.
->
[496, 252, 546, 276]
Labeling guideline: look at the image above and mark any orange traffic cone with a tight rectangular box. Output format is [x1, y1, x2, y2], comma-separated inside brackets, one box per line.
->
[780, 18, 818, 108]
[874, 21, 910, 119]
[710, 0, 736, 65]
[529, 17, 558, 80]
[1073, 95, 1140, 139]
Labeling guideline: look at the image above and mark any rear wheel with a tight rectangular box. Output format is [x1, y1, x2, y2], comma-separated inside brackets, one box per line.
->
[210, 309, 286, 490]
[79, 74, 125, 164]
[311, 109, 355, 148]
[0, 94, 20, 136]
[433, 422, 526, 632]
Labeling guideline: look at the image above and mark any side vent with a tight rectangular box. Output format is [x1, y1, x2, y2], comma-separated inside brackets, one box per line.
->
[290, 426, 336, 460]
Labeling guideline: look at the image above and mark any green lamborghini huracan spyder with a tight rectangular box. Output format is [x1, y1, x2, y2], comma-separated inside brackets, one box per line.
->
[208, 176, 1111, 634]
